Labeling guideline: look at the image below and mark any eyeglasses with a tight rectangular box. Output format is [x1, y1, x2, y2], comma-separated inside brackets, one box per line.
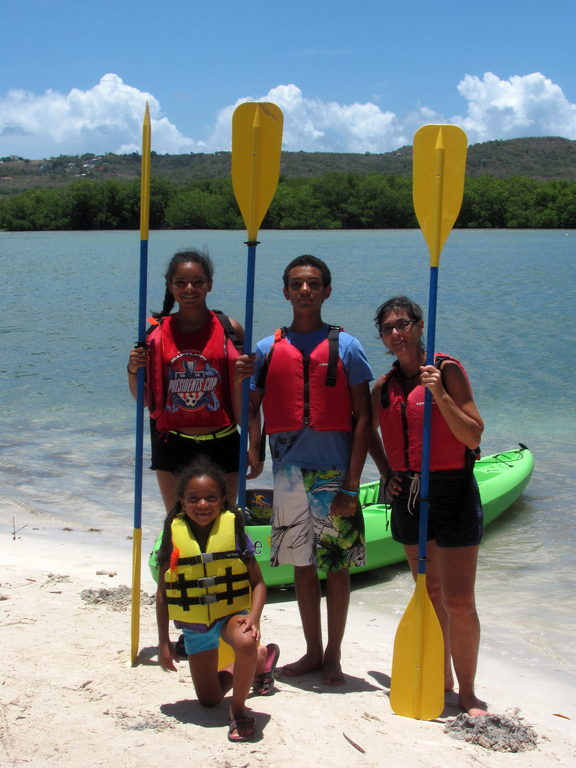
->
[379, 319, 415, 337]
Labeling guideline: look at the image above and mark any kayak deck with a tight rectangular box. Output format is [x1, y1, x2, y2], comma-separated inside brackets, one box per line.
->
[246, 445, 534, 587]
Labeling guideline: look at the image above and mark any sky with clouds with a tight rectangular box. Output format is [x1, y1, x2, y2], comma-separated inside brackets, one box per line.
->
[1, 0, 574, 159]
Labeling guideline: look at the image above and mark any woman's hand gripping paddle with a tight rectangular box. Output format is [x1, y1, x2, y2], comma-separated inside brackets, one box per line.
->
[231, 102, 283, 511]
[130, 104, 151, 665]
[390, 125, 467, 720]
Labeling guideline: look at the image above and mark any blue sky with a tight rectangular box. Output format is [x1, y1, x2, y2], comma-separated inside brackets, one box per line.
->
[1, 0, 575, 159]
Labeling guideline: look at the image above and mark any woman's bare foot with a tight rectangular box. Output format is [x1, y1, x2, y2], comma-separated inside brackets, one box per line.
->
[459, 692, 488, 716]
[282, 652, 323, 677]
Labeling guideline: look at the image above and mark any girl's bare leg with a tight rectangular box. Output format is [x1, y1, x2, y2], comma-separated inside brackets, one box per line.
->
[222, 615, 260, 739]
[188, 648, 232, 707]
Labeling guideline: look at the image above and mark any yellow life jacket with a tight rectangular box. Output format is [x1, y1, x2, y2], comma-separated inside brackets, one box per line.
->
[164, 511, 251, 624]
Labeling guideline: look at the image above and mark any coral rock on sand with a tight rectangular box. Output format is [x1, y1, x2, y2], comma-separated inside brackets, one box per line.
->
[80, 585, 154, 611]
[445, 710, 538, 752]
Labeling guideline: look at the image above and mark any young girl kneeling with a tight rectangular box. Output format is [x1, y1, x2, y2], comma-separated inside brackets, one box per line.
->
[155, 458, 279, 742]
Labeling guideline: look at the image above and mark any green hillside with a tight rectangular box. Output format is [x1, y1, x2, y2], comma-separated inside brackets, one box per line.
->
[1, 137, 575, 197]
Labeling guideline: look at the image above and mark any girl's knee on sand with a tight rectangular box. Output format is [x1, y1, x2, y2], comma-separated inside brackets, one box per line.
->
[197, 691, 224, 708]
[226, 617, 259, 655]
[195, 668, 233, 707]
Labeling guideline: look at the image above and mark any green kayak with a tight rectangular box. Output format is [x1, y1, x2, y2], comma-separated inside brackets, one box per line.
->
[149, 445, 534, 588]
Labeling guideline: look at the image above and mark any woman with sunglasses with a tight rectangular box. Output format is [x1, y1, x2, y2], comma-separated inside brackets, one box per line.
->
[369, 296, 486, 716]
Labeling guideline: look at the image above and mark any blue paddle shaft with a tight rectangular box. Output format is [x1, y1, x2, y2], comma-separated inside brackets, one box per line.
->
[237, 242, 257, 512]
[418, 265, 438, 574]
[133, 238, 148, 530]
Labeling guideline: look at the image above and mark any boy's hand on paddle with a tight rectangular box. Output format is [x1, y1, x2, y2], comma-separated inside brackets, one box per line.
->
[158, 640, 179, 672]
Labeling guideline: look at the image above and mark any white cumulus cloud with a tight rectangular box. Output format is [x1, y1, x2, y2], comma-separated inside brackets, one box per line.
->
[0, 74, 203, 159]
[0, 71, 575, 159]
[453, 72, 576, 143]
[207, 84, 411, 152]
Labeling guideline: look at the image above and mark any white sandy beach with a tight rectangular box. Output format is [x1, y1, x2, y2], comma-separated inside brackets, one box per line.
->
[1, 502, 575, 768]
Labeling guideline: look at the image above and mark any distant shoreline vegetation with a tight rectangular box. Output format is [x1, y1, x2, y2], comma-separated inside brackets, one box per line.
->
[0, 173, 575, 231]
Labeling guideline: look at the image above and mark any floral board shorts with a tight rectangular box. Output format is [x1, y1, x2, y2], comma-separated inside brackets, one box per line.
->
[270, 464, 365, 573]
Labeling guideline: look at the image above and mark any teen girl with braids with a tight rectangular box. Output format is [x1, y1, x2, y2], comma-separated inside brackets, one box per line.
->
[155, 458, 280, 743]
[127, 249, 263, 510]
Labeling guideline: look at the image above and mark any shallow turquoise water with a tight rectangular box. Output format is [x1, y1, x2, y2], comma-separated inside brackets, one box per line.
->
[1, 228, 574, 679]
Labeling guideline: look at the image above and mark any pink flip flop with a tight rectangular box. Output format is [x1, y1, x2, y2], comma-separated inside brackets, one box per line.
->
[252, 643, 280, 695]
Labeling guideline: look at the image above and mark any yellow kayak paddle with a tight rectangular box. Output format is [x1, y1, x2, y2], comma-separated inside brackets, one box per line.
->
[390, 124, 467, 720]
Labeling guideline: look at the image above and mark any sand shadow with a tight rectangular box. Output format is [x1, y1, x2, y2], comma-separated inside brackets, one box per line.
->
[160, 700, 270, 741]
[440, 690, 469, 719]
[133, 645, 162, 666]
[368, 669, 391, 691]
[276, 670, 380, 695]
[367, 672, 465, 720]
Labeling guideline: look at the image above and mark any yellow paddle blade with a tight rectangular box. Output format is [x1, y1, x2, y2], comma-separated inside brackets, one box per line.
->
[390, 574, 444, 720]
[130, 527, 142, 664]
[139, 103, 151, 240]
[232, 102, 283, 241]
[218, 638, 235, 670]
[412, 124, 467, 267]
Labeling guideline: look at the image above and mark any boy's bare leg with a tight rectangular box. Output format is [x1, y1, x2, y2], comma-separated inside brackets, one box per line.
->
[282, 564, 324, 676]
[323, 567, 349, 685]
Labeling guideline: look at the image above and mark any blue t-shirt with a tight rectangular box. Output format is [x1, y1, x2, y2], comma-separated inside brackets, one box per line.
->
[252, 325, 373, 470]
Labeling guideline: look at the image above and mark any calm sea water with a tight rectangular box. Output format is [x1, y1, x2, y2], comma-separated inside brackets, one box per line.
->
[1, 228, 574, 682]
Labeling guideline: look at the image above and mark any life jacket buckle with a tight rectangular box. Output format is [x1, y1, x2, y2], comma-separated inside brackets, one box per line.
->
[197, 576, 217, 588]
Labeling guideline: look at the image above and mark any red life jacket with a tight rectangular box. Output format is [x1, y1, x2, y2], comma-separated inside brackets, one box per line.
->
[147, 312, 237, 432]
[261, 327, 352, 433]
[378, 354, 477, 472]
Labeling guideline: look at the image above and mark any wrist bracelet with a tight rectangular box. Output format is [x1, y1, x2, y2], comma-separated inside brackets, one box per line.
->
[339, 488, 358, 497]
[127, 365, 138, 375]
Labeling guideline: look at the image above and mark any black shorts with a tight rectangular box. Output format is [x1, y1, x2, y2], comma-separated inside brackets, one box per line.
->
[150, 423, 240, 475]
[391, 469, 483, 548]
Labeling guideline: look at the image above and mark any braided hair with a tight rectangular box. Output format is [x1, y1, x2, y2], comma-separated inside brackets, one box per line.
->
[151, 249, 214, 320]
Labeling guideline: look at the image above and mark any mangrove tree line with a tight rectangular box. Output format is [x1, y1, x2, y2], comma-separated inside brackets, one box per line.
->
[1, 173, 575, 231]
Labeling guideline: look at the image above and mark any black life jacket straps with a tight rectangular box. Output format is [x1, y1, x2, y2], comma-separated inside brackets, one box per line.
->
[176, 549, 240, 567]
[324, 325, 340, 386]
[233, 507, 253, 564]
[257, 325, 341, 388]
[144, 310, 242, 353]
[165, 568, 250, 611]
[213, 309, 243, 352]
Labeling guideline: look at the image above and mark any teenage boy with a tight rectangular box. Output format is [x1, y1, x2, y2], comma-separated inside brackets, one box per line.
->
[236, 255, 372, 685]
